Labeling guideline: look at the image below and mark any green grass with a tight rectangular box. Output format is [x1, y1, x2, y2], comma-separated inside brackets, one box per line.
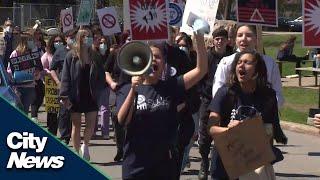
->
[263, 34, 313, 76]
[280, 87, 318, 124]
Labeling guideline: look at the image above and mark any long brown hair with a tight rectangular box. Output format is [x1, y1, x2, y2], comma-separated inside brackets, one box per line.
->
[228, 51, 269, 90]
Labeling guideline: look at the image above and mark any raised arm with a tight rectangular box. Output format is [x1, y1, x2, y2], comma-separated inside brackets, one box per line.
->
[183, 33, 208, 90]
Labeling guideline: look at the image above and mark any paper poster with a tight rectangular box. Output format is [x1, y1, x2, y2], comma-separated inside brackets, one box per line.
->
[180, 0, 220, 36]
[44, 75, 60, 113]
[129, 0, 170, 41]
[169, 2, 184, 27]
[237, 0, 278, 27]
[9, 51, 42, 76]
[60, 8, 73, 33]
[76, 0, 93, 26]
[97, 7, 121, 36]
[212, 116, 275, 179]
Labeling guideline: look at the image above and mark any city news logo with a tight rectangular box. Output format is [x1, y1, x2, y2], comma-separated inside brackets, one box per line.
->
[6, 132, 65, 169]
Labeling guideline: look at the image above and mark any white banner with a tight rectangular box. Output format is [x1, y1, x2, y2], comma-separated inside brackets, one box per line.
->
[180, 0, 220, 36]
[97, 7, 121, 36]
[60, 8, 73, 33]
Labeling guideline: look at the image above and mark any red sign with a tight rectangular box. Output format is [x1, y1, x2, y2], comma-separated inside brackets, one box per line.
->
[129, 0, 169, 41]
[304, 0, 320, 47]
[237, 0, 277, 27]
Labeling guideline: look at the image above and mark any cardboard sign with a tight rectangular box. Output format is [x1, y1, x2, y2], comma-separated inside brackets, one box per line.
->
[76, 0, 93, 26]
[9, 51, 42, 74]
[45, 75, 60, 113]
[303, 0, 320, 47]
[180, 0, 220, 36]
[61, 8, 74, 33]
[169, 2, 184, 27]
[129, 0, 170, 41]
[237, 0, 278, 27]
[97, 7, 121, 36]
[212, 116, 275, 179]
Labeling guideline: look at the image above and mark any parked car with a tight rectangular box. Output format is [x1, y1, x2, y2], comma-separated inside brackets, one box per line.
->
[288, 16, 302, 32]
[278, 17, 291, 31]
[0, 57, 23, 110]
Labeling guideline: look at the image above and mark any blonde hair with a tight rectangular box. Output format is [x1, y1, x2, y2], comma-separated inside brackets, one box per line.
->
[16, 36, 31, 55]
[73, 28, 93, 66]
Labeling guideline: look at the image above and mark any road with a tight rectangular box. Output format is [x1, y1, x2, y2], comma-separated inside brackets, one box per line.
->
[36, 111, 320, 180]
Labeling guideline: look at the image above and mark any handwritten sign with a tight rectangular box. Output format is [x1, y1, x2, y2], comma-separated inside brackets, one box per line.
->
[97, 7, 121, 36]
[180, 0, 220, 36]
[76, 0, 93, 26]
[129, 0, 170, 41]
[212, 116, 275, 179]
[45, 75, 60, 113]
[61, 8, 73, 33]
[9, 51, 42, 74]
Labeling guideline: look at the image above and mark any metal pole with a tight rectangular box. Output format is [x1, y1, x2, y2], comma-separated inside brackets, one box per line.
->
[20, 5, 24, 31]
[13, 2, 16, 23]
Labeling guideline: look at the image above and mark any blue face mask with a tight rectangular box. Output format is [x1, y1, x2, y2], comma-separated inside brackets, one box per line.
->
[54, 42, 64, 50]
[99, 43, 108, 55]
[179, 46, 189, 55]
[66, 38, 75, 46]
[27, 40, 35, 50]
[83, 37, 93, 47]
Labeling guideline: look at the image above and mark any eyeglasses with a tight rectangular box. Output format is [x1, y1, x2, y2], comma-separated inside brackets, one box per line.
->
[231, 106, 260, 120]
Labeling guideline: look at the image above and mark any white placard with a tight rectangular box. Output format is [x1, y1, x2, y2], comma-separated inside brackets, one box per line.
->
[97, 7, 121, 36]
[180, 0, 220, 36]
[60, 8, 73, 33]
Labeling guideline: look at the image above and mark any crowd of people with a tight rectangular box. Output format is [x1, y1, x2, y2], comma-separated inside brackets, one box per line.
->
[1, 17, 320, 180]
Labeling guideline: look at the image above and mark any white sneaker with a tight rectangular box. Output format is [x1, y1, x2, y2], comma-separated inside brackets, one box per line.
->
[80, 144, 90, 161]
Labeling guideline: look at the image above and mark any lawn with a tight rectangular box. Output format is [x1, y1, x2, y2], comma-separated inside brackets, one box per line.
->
[263, 34, 313, 76]
[280, 87, 318, 124]
[262, 34, 318, 124]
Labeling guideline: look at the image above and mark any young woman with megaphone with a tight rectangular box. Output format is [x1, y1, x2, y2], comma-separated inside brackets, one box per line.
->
[116, 24, 209, 178]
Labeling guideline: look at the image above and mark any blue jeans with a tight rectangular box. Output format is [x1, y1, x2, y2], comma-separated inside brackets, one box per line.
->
[96, 87, 110, 136]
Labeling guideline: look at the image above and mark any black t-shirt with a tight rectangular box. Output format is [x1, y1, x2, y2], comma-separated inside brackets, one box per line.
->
[50, 47, 69, 80]
[104, 50, 130, 87]
[207, 85, 278, 179]
[116, 76, 185, 178]
[199, 46, 233, 99]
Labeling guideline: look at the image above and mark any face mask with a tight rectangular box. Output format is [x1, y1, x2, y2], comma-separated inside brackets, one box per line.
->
[66, 38, 75, 46]
[27, 40, 35, 50]
[4, 26, 12, 34]
[84, 37, 93, 47]
[179, 46, 189, 55]
[54, 42, 64, 50]
[99, 43, 108, 55]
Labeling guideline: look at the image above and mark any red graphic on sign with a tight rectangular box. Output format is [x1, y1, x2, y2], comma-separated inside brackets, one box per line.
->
[304, 0, 320, 47]
[63, 13, 73, 26]
[237, 0, 277, 27]
[102, 14, 116, 28]
[129, 0, 169, 40]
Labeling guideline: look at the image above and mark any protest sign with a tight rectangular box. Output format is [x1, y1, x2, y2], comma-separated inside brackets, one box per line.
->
[180, 0, 220, 36]
[237, 0, 278, 27]
[212, 116, 275, 179]
[61, 8, 73, 33]
[97, 7, 121, 36]
[303, 0, 320, 47]
[169, 2, 184, 27]
[129, 0, 170, 41]
[44, 75, 60, 113]
[76, 0, 93, 26]
[9, 51, 42, 76]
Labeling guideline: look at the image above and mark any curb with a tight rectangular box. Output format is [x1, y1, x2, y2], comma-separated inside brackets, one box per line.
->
[281, 121, 320, 137]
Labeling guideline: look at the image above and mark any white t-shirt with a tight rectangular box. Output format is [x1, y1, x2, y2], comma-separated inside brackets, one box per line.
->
[212, 51, 284, 107]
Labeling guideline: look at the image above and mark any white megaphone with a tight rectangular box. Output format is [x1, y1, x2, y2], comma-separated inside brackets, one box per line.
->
[117, 41, 153, 76]
[187, 12, 210, 35]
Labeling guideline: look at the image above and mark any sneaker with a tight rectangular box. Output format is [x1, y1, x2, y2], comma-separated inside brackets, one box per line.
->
[80, 144, 90, 161]
[198, 159, 209, 180]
